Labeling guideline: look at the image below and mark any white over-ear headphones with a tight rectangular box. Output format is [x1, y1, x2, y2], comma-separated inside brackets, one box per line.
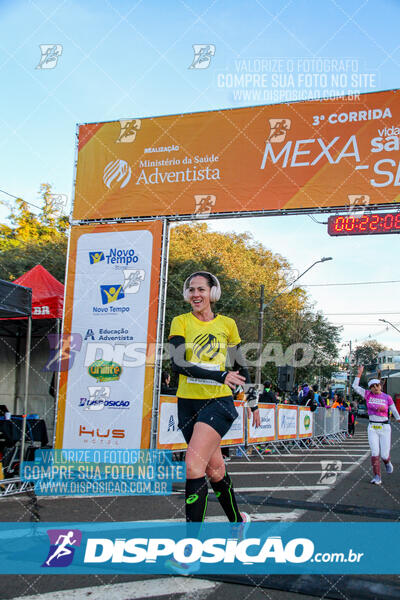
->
[183, 271, 221, 303]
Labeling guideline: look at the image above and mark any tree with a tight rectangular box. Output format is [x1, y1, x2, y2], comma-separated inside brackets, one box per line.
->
[293, 309, 342, 386]
[0, 184, 69, 282]
[165, 223, 342, 388]
[353, 340, 386, 371]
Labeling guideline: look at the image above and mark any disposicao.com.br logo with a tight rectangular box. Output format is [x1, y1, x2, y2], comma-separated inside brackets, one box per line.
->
[0, 521, 381, 574]
[82, 534, 364, 570]
[84, 535, 313, 565]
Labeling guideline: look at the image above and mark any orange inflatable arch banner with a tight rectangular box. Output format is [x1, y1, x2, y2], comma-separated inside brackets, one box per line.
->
[73, 89, 400, 221]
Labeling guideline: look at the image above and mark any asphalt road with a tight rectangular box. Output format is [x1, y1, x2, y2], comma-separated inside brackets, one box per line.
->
[0, 419, 399, 600]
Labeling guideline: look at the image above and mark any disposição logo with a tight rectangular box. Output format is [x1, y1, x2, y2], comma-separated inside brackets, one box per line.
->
[42, 529, 82, 568]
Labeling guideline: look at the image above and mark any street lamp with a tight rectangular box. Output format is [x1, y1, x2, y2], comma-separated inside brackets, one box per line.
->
[342, 341, 353, 403]
[379, 318, 400, 336]
[255, 257, 333, 385]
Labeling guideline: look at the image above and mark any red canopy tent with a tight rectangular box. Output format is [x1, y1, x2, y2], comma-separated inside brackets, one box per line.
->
[0, 266, 64, 457]
[14, 265, 64, 319]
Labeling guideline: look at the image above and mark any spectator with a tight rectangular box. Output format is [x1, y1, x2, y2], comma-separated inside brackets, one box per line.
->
[297, 383, 310, 404]
[161, 370, 177, 395]
[348, 402, 356, 436]
[312, 384, 321, 406]
[298, 384, 305, 402]
[331, 393, 340, 408]
[302, 386, 317, 412]
[260, 381, 277, 404]
[319, 391, 329, 408]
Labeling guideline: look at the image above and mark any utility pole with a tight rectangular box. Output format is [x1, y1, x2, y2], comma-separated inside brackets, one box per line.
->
[349, 340, 353, 403]
[255, 285, 264, 386]
[254, 257, 333, 387]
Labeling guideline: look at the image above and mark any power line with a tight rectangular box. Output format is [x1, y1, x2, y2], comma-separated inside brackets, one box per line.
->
[308, 214, 327, 225]
[0, 189, 42, 210]
[0, 189, 20, 200]
[303, 280, 400, 287]
[329, 323, 398, 326]
[325, 311, 400, 316]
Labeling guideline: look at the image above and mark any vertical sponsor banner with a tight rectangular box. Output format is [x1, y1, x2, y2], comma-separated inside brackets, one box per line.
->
[277, 404, 298, 440]
[248, 403, 276, 443]
[298, 406, 313, 438]
[55, 221, 163, 449]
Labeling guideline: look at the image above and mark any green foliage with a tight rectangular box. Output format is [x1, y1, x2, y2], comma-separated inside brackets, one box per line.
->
[294, 310, 341, 385]
[165, 257, 250, 342]
[165, 223, 342, 387]
[354, 340, 387, 371]
[0, 184, 69, 282]
[0, 199, 341, 389]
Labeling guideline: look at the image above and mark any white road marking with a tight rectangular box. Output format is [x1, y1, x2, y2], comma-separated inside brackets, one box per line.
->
[141, 511, 301, 523]
[228, 470, 348, 475]
[227, 461, 356, 465]
[236, 453, 367, 458]
[303, 447, 369, 450]
[11, 578, 221, 600]
[234, 486, 331, 491]
[307, 448, 371, 504]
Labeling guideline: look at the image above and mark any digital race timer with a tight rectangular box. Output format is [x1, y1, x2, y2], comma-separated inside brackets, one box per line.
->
[327, 212, 400, 236]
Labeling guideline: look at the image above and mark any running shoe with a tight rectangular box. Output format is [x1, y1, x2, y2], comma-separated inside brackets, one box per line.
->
[370, 475, 382, 485]
[230, 511, 251, 541]
[165, 557, 200, 576]
[385, 462, 394, 474]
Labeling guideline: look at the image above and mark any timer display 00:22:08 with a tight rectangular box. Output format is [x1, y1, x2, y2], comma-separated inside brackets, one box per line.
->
[327, 212, 400, 236]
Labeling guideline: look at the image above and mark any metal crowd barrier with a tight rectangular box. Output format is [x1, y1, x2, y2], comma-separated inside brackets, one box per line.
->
[155, 397, 350, 461]
[0, 403, 350, 498]
[243, 406, 349, 460]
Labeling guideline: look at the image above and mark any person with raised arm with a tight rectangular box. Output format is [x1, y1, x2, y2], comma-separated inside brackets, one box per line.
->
[353, 365, 400, 485]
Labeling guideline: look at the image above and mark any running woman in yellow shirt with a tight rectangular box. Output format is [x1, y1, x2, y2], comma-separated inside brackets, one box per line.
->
[169, 271, 260, 530]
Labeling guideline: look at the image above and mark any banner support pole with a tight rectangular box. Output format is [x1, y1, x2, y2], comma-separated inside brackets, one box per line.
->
[150, 218, 170, 449]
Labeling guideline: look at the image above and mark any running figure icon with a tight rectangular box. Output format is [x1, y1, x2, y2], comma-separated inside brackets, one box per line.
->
[45, 531, 77, 566]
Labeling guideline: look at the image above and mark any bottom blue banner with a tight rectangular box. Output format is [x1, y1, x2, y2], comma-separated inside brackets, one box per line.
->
[0, 522, 397, 574]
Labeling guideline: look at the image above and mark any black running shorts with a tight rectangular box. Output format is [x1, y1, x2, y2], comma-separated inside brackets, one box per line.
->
[177, 395, 238, 443]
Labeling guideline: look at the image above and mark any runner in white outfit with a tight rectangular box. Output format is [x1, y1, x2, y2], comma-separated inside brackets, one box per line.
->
[353, 365, 400, 485]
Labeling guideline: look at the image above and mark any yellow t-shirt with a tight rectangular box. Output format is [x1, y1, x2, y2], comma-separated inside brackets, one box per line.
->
[169, 312, 241, 399]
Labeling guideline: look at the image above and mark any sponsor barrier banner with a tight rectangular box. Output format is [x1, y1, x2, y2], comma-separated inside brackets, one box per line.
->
[72, 89, 400, 220]
[157, 396, 186, 450]
[0, 521, 398, 574]
[157, 402, 343, 449]
[277, 404, 298, 440]
[221, 401, 244, 447]
[55, 222, 163, 450]
[324, 408, 336, 436]
[248, 403, 276, 443]
[156, 397, 244, 449]
[298, 406, 313, 438]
